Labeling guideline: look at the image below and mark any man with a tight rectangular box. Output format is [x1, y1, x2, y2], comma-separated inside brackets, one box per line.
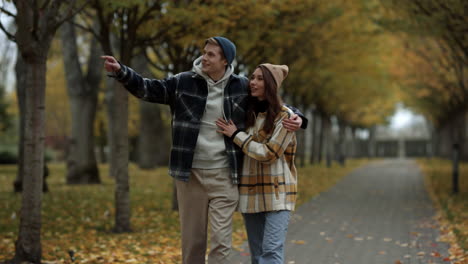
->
[102, 36, 306, 264]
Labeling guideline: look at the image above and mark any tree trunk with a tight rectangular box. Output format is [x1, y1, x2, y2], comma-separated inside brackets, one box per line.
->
[318, 115, 324, 164]
[323, 116, 333, 168]
[106, 76, 131, 232]
[100, 29, 132, 231]
[172, 182, 179, 211]
[309, 110, 316, 164]
[138, 102, 170, 168]
[10, 0, 77, 261]
[296, 127, 306, 167]
[131, 53, 177, 210]
[13, 54, 26, 193]
[13, 59, 47, 264]
[350, 127, 357, 158]
[132, 54, 170, 169]
[368, 126, 376, 158]
[337, 120, 346, 166]
[60, 21, 101, 184]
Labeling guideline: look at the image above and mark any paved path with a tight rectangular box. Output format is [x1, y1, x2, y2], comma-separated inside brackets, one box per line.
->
[231, 159, 453, 264]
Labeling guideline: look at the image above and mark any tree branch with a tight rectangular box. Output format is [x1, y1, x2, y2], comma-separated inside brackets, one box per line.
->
[56, 0, 92, 29]
[135, 3, 161, 28]
[145, 47, 169, 72]
[93, 0, 113, 55]
[71, 19, 101, 44]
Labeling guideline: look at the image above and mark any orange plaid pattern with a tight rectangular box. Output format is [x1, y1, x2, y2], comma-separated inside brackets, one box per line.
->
[233, 106, 297, 213]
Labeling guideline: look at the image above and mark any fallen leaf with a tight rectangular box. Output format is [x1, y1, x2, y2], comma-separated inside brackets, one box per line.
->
[291, 240, 306, 245]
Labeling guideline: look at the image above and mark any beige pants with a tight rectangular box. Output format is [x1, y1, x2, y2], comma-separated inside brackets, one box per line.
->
[176, 168, 239, 264]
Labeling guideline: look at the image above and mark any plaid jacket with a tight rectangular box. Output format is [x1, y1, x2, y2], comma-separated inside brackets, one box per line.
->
[233, 106, 297, 213]
[115, 64, 249, 184]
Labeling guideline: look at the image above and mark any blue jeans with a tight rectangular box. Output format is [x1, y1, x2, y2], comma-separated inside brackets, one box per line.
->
[243, 210, 291, 264]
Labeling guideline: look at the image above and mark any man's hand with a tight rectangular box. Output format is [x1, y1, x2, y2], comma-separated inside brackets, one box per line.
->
[101, 55, 121, 73]
[282, 114, 302, 132]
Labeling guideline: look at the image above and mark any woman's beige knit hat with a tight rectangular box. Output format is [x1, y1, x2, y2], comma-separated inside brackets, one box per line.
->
[260, 63, 289, 88]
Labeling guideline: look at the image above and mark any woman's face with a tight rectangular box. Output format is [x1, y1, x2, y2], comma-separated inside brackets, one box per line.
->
[249, 68, 265, 100]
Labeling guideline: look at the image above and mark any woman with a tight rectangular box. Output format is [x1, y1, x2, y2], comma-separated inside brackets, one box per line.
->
[216, 63, 297, 264]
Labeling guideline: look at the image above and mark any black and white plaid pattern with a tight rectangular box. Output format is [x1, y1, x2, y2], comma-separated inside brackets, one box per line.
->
[116, 65, 249, 184]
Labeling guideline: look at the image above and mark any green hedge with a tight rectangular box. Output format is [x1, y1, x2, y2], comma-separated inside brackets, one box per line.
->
[0, 147, 56, 164]
[0, 150, 17, 164]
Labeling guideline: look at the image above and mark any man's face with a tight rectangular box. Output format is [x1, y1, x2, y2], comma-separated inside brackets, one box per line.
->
[201, 43, 227, 77]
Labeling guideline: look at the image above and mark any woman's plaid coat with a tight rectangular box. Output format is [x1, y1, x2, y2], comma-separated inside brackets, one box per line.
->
[233, 106, 297, 213]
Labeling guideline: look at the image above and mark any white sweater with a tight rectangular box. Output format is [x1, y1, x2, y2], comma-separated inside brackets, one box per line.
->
[191, 56, 233, 169]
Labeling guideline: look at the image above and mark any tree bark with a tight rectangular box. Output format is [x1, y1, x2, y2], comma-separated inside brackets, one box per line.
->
[98, 23, 132, 231]
[132, 53, 170, 169]
[138, 102, 170, 168]
[323, 116, 333, 168]
[11, 0, 59, 260]
[296, 119, 306, 168]
[318, 114, 324, 164]
[350, 127, 357, 158]
[106, 76, 131, 232]
[309, 110, 316, 164]
[13, 58, 47, 264]
[368, 126, 376, 158]
[13, 54, 26, 193]
[337, 120, 346, 166]
[60, 21, 101, 184]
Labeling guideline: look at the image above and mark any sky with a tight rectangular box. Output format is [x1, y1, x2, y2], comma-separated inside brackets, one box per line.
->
[389, 104, 426, 131]
[0, 1, 16, 92]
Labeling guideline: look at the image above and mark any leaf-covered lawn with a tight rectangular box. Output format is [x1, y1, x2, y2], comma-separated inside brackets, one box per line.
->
[0, 160, 369, 263]
[417, 158, 468, 262]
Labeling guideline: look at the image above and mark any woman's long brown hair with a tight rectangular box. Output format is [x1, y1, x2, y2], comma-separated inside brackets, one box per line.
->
[245, 65, 283, 135]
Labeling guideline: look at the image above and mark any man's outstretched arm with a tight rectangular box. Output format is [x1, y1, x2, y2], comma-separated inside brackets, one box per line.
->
[101, 55, 176, 105]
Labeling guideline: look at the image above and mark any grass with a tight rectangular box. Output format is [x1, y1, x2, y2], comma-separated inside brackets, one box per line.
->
[417, 158, 468, 258]
[0, 159, 369, 263]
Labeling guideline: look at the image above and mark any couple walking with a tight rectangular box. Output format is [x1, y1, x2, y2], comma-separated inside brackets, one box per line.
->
[102, 36, 306, 264]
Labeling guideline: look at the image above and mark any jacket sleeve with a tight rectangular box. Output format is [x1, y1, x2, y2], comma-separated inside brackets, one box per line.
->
[284, 104, 308, 129]
[233, 114, 294, 164]
[113, 63, 177, 105]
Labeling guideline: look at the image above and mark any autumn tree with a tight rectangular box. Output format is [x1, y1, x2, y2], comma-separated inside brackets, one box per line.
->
[253, 0, 399, 164]
[377, 0, 467, 159]
[60, 18, 102, 184]
[0, 0, 88, 262]
[74, 0, 181, 232]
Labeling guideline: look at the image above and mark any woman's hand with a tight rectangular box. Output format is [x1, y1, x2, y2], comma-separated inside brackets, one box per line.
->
[101, 55, 121, 72]
[216, 118, 238, 138]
